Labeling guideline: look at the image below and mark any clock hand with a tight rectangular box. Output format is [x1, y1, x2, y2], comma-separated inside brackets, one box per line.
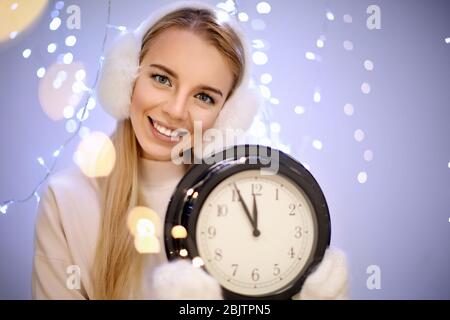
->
[232, 182, 257, 234]
[252, 193, 261, 237]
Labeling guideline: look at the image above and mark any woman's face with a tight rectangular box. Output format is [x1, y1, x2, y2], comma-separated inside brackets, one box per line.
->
[130, 27, 235, 161]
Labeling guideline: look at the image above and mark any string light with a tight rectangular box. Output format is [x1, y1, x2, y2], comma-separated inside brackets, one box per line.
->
[0, 0, 113, 215]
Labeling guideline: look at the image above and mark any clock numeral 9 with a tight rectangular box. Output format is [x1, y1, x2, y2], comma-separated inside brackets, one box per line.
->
[273, 264, 281, 276]
[251, 268, 260, 282]
[214, 248, 222, 261]
[295, 226, 302, 238]
[217, 204, 228, 217]
[289, 203, 296, 215]
[208, 226, 216, 239]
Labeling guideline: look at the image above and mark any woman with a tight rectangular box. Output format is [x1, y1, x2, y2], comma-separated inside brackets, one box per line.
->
[32, 1, 349, 300]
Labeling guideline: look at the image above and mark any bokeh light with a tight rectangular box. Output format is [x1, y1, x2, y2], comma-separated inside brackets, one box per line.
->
[127, 206, 161, 237]
[171, 225, 187, 239]
[73, 131, 116, 178]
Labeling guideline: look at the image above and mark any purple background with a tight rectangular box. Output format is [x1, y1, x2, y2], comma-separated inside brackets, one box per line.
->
[0, 0, 449, 299]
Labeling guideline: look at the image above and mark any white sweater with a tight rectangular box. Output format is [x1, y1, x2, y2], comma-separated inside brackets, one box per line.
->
[32, 157, 187, 299]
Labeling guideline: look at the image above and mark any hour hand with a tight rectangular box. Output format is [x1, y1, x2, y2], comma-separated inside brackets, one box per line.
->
[252, 193, 260, 237]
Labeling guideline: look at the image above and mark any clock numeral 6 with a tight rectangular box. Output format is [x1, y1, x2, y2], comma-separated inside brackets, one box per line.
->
[251, 268, 260, 282]
[217, 204, 228, 217]
[214, 248, 222, 261]
[208, 226, 216, 239]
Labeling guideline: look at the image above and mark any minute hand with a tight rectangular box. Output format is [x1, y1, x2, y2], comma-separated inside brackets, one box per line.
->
[232, 183, 260, 237]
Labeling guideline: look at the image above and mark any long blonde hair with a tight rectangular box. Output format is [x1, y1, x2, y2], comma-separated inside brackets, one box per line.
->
[93, 6, 245, 299]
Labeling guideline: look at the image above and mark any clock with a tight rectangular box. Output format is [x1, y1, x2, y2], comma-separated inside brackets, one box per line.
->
[164, 144, 331, 299]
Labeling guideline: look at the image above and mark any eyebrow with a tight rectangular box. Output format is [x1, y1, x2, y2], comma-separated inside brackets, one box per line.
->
[149, 63, 223, 97]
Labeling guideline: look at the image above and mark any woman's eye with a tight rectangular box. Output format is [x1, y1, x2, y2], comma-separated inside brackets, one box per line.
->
[151, 74, 171, 86]
[195, 93, 215, 105]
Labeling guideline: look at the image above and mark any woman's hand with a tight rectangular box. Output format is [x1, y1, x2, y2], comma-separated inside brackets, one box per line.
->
[149, 259, 223, 299]
[292, 247, 350, 300]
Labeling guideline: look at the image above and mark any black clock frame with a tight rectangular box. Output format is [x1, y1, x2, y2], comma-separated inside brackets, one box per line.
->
[164, 144, 331, 300]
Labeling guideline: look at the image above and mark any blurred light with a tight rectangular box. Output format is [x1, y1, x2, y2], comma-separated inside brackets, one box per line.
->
[252, 39, 265, 49]
[354, 129, 365, 142]
[343, 40, 354, 51]
[364, 60, 374, 71]
[305, 52, 316, 60]
[127, 206, 160, 237]
[75, 69, 86, 81]
[0, 204, 8, 215]
[344, 103, 354, 116]
[74, 131, 116, 178]
[312, 140, 323, 150]
[343, 14, 353, 23]
[22, 49, 31, 58]
[9, 31, 18, 39]
[47, 43, 57, 53]
[445, 37, 450, 44]
[55, 1, 65, 10]
[251, 19, 266, 31]
[316, 39, 324, 48]
[270, 97, 279, 105]
[134, 234, 160, 254]
[361, 82, 371, 94]
[171, 225, 188, 239]
[179, 249, 188, 257]
[49, 17, 61, 31]
[294, 105, 305, 114]
[65, 119, 77, 133]
[76, 108, 89, 121]
[216, 10, 230, 24]
[259, 85, 271, 98]
[270, 122, 281, 133]
[86, 97, 96, 110]
[36, 67, 46, 78]
[53, 149, 61, 157]
[252, 51, 268, 65]
[260, 73, 272, 84]
[79, 126, 90, 139]
[326, 11, 334, 21]
[63, 105, 74, 119]
[37, 157, 45, 166]
[256, 2, 271, 14]
[216, 0, 236, 13]
[238, 12, 248, 22]
[313, 91, 321, 103]
[137, 218, 156, 237]
[358, 172, 368, 184]
[364, 149, 374, 162]
[0, 0, 48, 42]
[448, 161, 450, 168]
[51, 10, 59, 18]
[63, 52, 73, 64]
[52, 78, 62, 89]
[65, 35, 77, 47]
[192, 256, 204, 268]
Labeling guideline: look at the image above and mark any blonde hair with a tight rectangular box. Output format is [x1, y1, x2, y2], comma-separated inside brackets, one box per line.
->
[93, 7, 245, 299]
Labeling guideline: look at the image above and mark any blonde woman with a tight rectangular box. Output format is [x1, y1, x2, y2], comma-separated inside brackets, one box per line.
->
[32, 1, 349, 300]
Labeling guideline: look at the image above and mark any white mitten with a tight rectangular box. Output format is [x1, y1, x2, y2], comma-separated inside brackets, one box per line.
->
[292, 247, 350, 300]
[149, 259, 224, 300]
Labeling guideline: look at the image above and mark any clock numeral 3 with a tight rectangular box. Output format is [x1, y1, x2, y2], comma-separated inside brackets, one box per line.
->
[295, 226, 302, 238]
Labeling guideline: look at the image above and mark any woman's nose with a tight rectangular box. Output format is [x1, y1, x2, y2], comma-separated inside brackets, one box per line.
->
[162, 93, 189, 121]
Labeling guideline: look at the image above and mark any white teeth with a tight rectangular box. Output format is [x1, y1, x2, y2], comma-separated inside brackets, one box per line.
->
[152, 119, 187, 138]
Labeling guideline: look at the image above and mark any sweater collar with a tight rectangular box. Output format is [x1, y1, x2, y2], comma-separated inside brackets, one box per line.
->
[138, 157, 188, 188]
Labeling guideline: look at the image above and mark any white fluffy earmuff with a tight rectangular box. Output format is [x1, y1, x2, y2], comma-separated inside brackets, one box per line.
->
[96, 1, 262, 136]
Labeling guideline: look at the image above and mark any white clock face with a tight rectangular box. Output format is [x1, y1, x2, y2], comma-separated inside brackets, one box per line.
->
[195, 169, 318, 297]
